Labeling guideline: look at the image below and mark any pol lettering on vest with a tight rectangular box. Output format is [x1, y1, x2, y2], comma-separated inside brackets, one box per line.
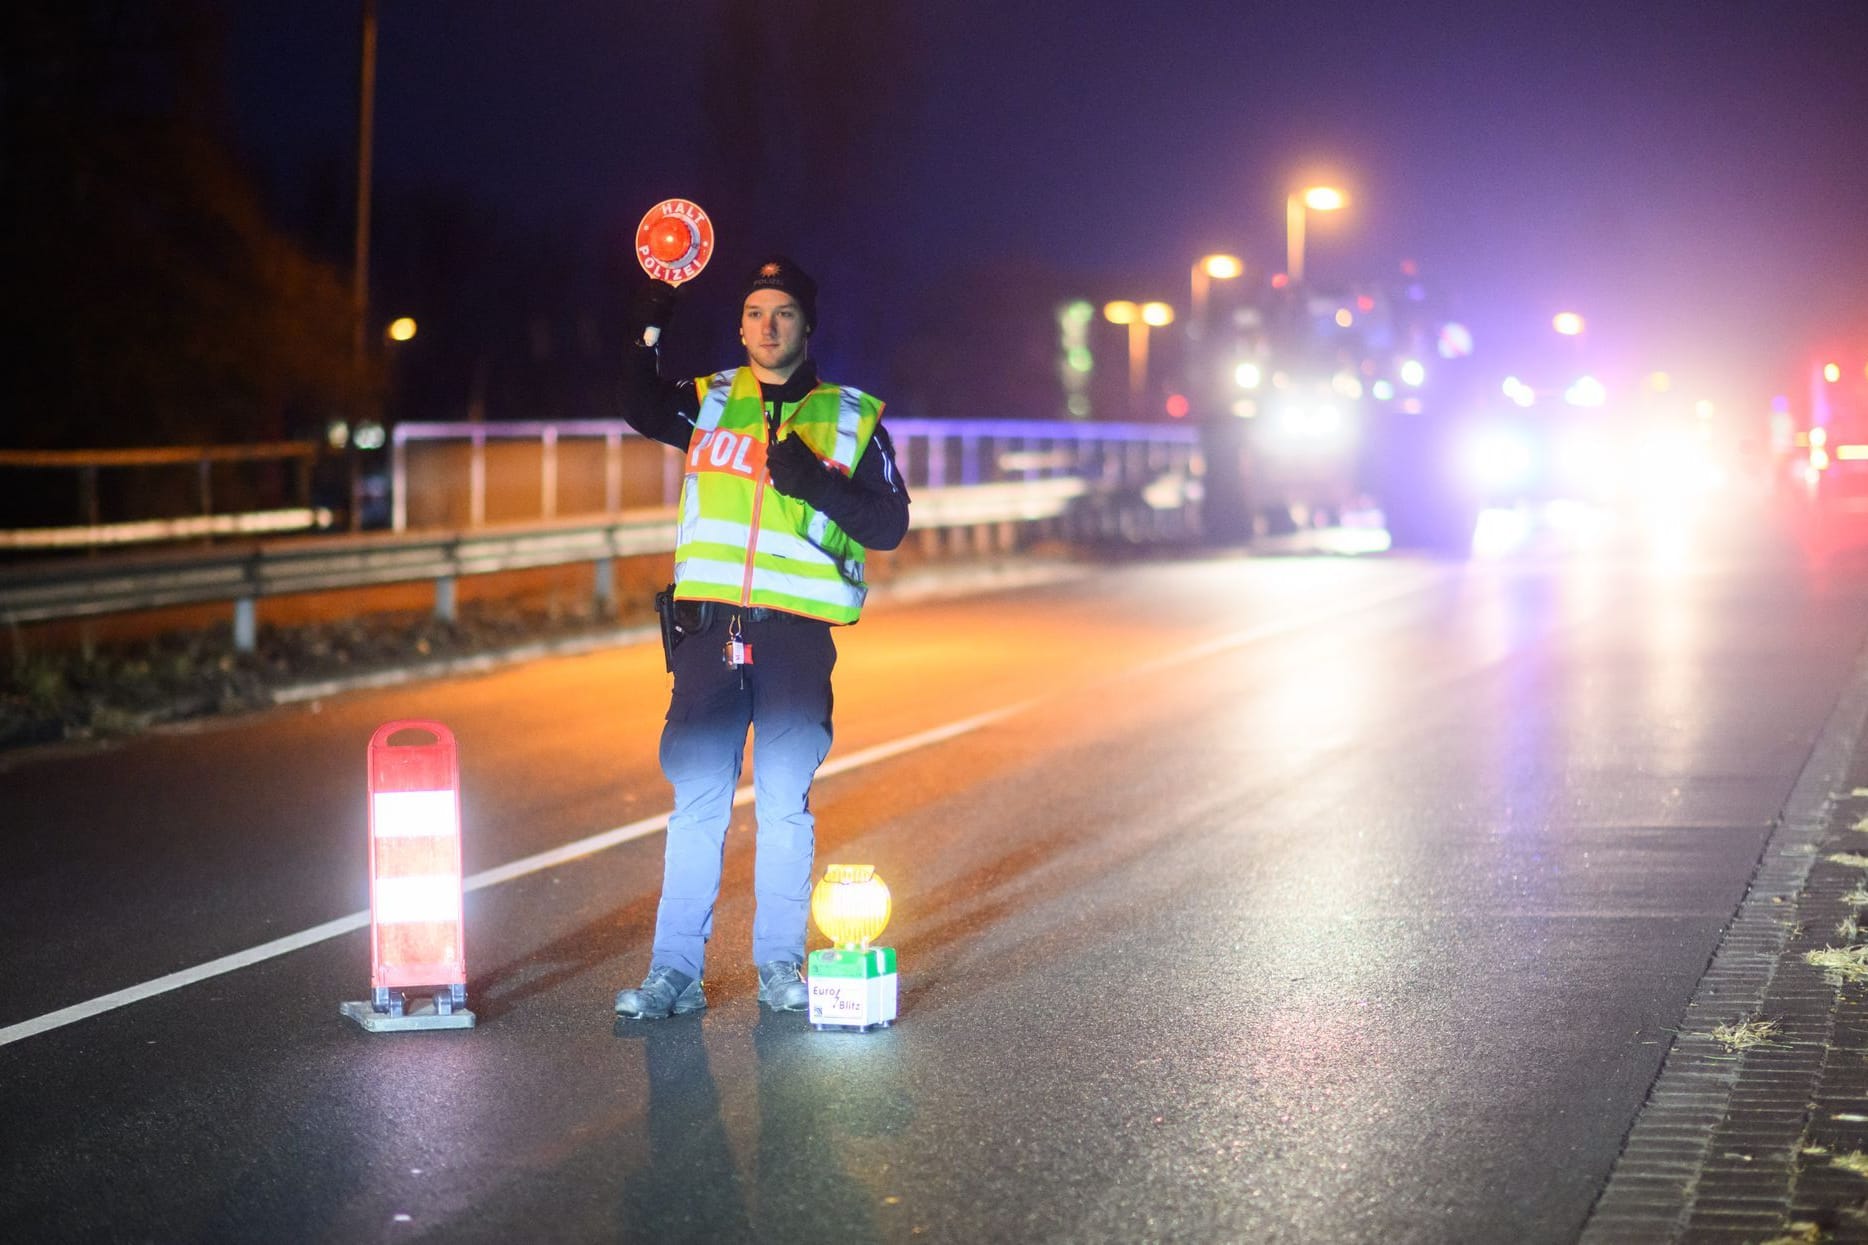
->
[687, 428, 767, 479]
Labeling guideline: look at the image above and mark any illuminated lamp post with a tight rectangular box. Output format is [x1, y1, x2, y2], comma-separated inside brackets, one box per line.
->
[1190, 254, 1243, 342]
[1105, 300, 1176, 414]
[371, 316, 419, 450]
[1285, 186, 1346, 286]
[1187, 255, 1242, 409]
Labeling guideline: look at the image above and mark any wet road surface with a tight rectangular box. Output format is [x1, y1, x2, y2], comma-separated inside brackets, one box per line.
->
[6, 510, 1868, 1242]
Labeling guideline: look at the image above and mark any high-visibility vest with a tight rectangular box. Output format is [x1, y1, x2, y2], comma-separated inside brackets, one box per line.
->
[673, 366, 883, 624]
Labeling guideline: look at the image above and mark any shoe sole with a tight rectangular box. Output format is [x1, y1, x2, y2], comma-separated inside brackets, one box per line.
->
[615, 1006, 707, 1020]
[615, 994, 707, 1020]
[758, 993, 809, 1012]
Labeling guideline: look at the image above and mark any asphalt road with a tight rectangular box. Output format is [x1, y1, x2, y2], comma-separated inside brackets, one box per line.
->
[5, 506, 1868, 1243]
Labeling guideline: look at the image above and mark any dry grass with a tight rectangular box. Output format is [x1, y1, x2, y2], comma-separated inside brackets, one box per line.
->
[1761, 1221, 1825, 1245]
[1806, 946, 1868, 981]
[1, 597, 640, 752]
[1838, 915, 1861, 941]
[1846, 885, 1868, 908]
[1709, 1017, 1781, 1051]
[1828, 853, 1868, 869]
[1831, 1151, 1868, 1178]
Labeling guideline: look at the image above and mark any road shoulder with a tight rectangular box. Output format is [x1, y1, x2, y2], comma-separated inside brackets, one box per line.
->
[1584, 636, 1868, 1243]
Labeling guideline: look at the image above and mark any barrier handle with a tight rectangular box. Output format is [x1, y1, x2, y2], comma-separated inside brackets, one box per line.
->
[369, 719, 455, 751]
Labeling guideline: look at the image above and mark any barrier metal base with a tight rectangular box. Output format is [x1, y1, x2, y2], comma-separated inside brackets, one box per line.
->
[340, 998, 476, 1033]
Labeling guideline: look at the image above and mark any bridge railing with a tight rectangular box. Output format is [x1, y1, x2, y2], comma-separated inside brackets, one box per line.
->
[388, 417, 1200, 529]
[2, 419, 1202, 652]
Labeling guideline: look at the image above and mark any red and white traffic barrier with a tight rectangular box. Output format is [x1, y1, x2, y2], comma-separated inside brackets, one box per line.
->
[341, 720, 475, 1032]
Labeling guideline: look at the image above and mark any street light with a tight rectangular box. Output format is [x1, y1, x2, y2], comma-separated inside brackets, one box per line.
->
[1553, 311, 1586, 337]
[386, 316, 418, 343]
[1105, 300, 1176, 409]
[1190, 253, 1243, 338]
[1286, 185, 1346, 285]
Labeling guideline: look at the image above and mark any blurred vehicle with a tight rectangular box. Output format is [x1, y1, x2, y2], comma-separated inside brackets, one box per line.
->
[1787, 352, 1868, 518]
[308, 418, 393, 531]
[1198, 263, 1488, 554]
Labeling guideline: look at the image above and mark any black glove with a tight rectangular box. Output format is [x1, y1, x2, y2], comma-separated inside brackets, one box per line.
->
[628, 280, 677, 342]
[766, 433, 840, 506]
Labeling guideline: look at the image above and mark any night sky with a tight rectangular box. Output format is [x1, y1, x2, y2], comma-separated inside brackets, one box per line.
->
[227, 1, 1868, 413]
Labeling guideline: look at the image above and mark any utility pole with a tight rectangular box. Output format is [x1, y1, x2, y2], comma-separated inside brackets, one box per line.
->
[350, 0, 377, 530]
[353, 0, 376, 372]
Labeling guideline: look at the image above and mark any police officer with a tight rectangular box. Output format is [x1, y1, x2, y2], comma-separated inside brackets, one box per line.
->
[614, 256, 910, 1019]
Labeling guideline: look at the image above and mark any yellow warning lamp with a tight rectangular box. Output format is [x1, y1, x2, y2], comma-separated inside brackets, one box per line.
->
[811, 864, 892, 949]
[806, 864, 899, 1032]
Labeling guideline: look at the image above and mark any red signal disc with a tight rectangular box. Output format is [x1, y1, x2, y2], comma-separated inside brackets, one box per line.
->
[635, 199, 715, 285]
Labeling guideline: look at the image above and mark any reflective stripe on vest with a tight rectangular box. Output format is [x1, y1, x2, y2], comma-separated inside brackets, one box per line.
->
[674, 367, 882, 624]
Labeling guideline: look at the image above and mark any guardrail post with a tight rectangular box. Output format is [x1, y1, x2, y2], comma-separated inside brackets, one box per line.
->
[605, 430, 622, 513]
[469, 429, 487, 528]
[541, 426, 559, 521]
[234, 597, 257, 653]
[593, 557, 614, 614]
[435, 576, 457, 623]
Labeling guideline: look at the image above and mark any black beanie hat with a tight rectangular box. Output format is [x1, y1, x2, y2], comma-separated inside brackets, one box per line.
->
[743, 255, 818, 330]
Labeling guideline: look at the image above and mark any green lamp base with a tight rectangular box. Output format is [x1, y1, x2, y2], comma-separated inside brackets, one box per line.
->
[807, 945, 898, 1032]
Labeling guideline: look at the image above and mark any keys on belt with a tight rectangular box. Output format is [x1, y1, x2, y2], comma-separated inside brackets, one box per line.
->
[723, 614, 753, 670]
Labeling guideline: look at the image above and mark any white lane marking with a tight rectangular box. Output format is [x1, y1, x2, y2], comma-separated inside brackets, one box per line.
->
[0, 577, 1430, 1048]
[0, 912, 371, 1048]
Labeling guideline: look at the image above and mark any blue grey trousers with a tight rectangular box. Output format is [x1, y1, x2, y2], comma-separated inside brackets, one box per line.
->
[650, 612, 836, 980]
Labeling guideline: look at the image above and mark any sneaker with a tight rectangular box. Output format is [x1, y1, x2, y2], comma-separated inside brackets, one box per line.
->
[614, 966, 706, 1020]
[757, 959, 809, 1012]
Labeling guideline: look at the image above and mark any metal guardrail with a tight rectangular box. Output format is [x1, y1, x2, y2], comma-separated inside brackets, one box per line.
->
[0, 442, 323, 550]
[0, 484, 1122, 652]
[0, 512, 676, 652]
[3, 420, 1201, 652]
[0, 508, 335, 551]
